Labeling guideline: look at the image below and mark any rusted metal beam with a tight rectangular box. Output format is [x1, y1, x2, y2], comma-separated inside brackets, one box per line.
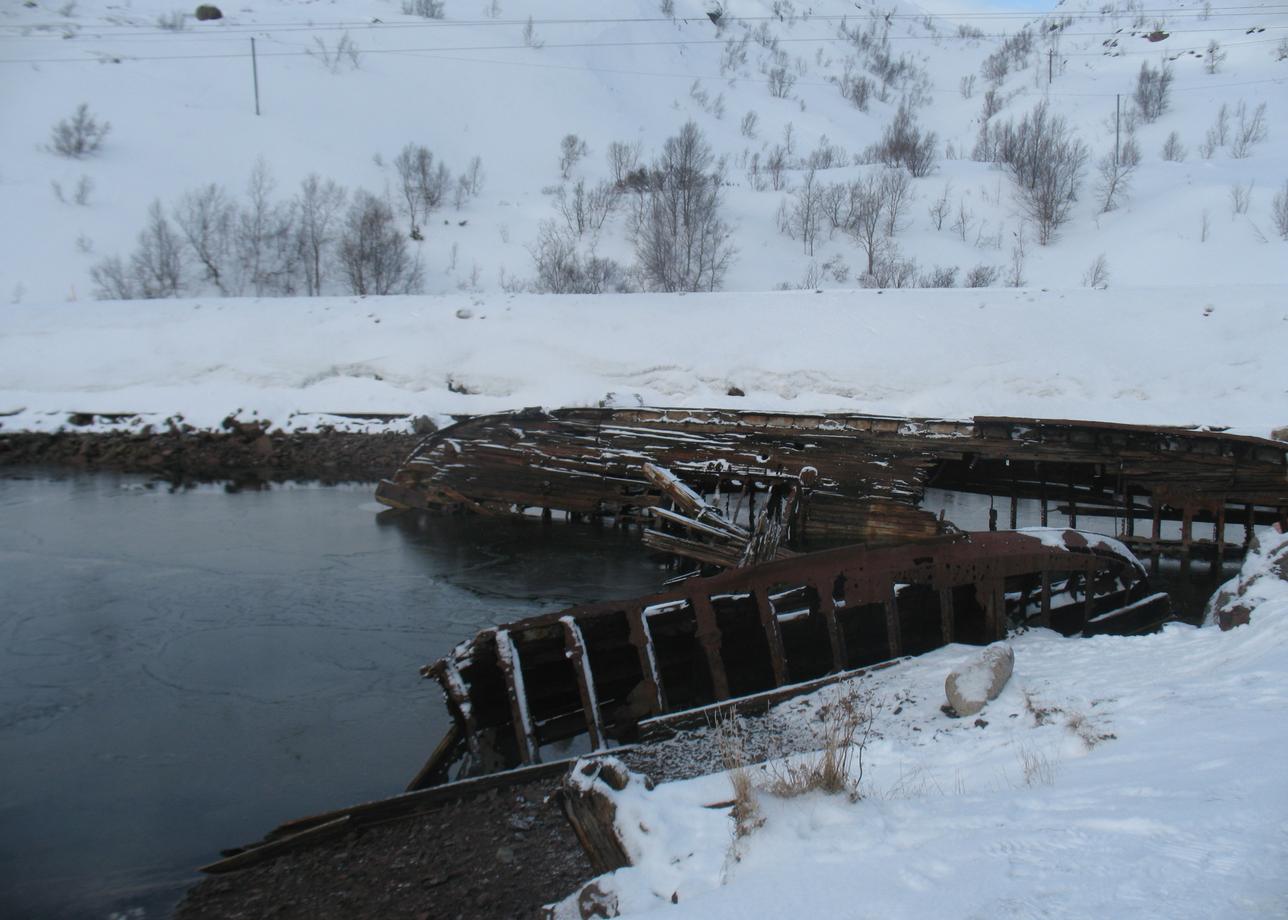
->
[495, 629, 539, 765]
[752, 586, 789, 687]
[690, 594, 731, 701]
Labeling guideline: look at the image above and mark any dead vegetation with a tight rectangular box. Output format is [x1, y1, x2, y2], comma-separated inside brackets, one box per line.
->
[717, 685, 876, 848]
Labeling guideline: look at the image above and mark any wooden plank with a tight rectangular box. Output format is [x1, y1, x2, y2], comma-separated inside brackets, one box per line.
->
[495, 629, 539, 765]
[561, 617, 605, 751]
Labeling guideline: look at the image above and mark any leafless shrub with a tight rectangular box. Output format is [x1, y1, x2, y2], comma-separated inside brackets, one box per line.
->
[768, 65, 796, 98]
[1229, 181, 1252, 216]
[1205, 40, 1226, 74]
[559, 134, 588, 179]
[295, 174, 347, 296]
[919, 265, 957, 287]
[1096, 137, 1139, 213]
[1270, 180, 1288, 239]
[156, 10, 187, 30]
[556, 179, 618, 236]
[529, 220, 627, 294]
[994, 101, 1088, 244]
[1230, 101, 1268, 159]
[175, 182, 235, 293]
[959, 74, 976, 99]
[522, 15, 544, 48]
[1277, 37, 1288, 61]
[1161, 131, 1187, 162]
[965, 263, 999, 287]
[928, 181, 952, 230]
[309, 32, 361, 72]
[401, 0, 444, 17]
[1133, 59, 1173, 122]
[786, 167, 823, 255]
[337, 190, 423, 295]
[766, 145, 788, 191]
[880, 168, 913, 236]
[607, 140, 642, 185]
[633, 122, 735, 292]
[50, 103, 110, 158]
[952, 197, 973, 242]
[739, 110, 759, 139]
[1082, 253, 1110, 288]
[868, 99, 937, 177]
[463, 156, 485, 197]
[1006, 229, 1026, 287]
[393, 143, 450, 238]
[94, 200, 186, 300]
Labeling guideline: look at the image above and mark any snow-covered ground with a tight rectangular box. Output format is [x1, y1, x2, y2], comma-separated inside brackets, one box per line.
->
[555, 528, 1288, 919]
[2, 284, 1287, 437]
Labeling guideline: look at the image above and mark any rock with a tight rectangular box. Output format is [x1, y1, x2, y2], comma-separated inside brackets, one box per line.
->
[944, 644, 1014, 718]
[726, 385, 745, 397]
[411, 414, 437, 435]
[1271, 426, 1287, 442]
[195, 4, 222, 19]
[495, 845, 515, 864]
[576, 881, 619, 919]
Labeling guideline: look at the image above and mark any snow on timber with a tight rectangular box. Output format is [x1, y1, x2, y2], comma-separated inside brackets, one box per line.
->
[1, 285, 1287, 437]
[1, 0, 1287, 437]
[553, 529, 1288, 920]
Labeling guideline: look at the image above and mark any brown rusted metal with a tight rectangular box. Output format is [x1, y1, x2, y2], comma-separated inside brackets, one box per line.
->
[412, 528, 1170, 788]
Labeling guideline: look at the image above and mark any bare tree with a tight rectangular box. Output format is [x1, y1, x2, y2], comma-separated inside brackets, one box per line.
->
[868, 99, 937, 177]
[844, 174, 888, 277]
[1205, 40, 1226, 74]
[964, 263, 999, 287]
[927, 181, 952, 230]
[1082, 253, 1110, 288]
[1230, 101, 1268, 159]
[607, 140, 642, 185]
[1229, 181, 1252, 216]
[1161, 131, 1187, 162]
[337, 191, 423, 295]
[740, 110, 759, 139]
[788, 167, 822, 255]
[633, 121, 736, 292]
[556, 179, 618, 236]
[90, 255, 136, 300]
[174, 183, 235, 293]
[995, 101, 1088, 244]
[880, 168, 913, 236]
[559, 134, 588, 179]
[528, 220, 627, 294]
[768, 66, 796, 98]
[235, 161, 298, 296]
[295, 174, 347, 296]
[1096, 137, 1140, 213]
[1271, 180, 1288, 239]
[766, 145, 788, 191]
[131, 200, 186, 298]
[393, 144, 449, 238]
[1133, 59, 1173, 122]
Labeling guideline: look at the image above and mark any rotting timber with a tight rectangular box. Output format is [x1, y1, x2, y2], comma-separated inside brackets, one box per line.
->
[375, 408, 1288, 565]
[407, 528, 1170, 790]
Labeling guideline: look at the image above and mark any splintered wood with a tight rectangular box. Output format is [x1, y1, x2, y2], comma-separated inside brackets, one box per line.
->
[376, 408, 1288, 564]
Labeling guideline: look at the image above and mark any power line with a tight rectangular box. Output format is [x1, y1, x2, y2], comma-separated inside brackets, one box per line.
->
[2, 28, 1285, 65]
[4, 3, 1288, 38]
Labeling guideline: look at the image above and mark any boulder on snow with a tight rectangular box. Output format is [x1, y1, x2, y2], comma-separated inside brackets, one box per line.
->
[194, 5, 222, 20]
[945, 644, 1014, 718]
[1205, 527, 1288, 630]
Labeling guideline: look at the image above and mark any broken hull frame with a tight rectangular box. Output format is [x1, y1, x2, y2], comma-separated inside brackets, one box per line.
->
[375, 407, 1288, 563]
[410, 528, 1169, 789]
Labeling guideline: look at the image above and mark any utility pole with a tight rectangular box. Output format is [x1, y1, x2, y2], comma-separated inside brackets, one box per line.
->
[1115, 94, 1121, 166]
[251, 37, 261, 116]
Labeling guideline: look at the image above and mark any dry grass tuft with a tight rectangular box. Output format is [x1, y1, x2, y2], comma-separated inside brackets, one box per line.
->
[766, 687, 874, 802]
[714, 708, 764, 839]
[1019, 745, 1057, 787]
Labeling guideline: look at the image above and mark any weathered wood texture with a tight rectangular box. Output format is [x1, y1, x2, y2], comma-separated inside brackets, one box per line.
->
[376, 408, 1288, 553]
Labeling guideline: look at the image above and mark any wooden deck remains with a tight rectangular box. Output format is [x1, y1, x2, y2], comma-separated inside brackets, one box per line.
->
[375, 408, 1288, 565]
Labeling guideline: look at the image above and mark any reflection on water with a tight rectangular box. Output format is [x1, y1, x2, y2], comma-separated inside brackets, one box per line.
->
[0, 473, 666, 920]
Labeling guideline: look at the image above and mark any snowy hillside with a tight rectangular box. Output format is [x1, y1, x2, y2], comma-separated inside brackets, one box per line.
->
[2, 0, 1286, 305]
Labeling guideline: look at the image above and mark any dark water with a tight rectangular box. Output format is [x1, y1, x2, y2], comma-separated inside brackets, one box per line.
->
[0, 473, 667, 920]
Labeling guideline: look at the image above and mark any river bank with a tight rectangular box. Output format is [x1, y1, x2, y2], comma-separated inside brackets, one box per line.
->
[0, 428, 421, 483]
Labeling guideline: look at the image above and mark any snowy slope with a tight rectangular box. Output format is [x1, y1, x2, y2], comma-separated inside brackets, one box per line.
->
[551, 528, 1288, 919]
[1, 0, 1286, 304]
[2, 284, 1287, 437]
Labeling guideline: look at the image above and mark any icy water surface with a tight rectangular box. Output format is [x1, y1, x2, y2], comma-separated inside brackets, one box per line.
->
[0, 473, 667, 920]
